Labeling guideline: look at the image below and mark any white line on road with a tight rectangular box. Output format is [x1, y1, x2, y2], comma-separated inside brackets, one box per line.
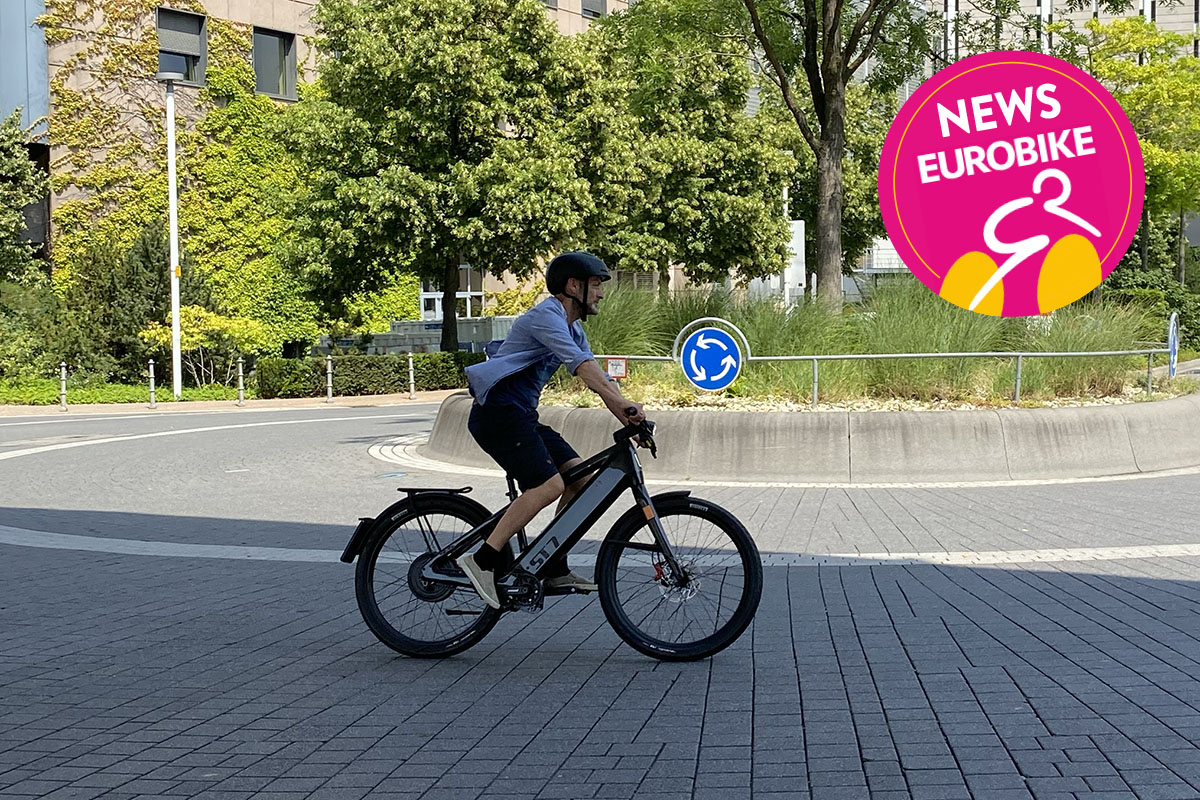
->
[0, 404, 437, 427]
[3, 524, 1200, 567]
[0, 414, 417, 463]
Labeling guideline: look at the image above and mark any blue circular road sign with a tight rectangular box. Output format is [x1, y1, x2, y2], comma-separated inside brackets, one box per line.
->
[681, 327, 743, 391]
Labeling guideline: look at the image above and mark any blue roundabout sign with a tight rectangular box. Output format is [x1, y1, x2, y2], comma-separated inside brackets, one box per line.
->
[681, 327, 743, 391]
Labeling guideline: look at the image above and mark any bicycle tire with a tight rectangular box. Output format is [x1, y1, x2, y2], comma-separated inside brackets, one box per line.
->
[596, 495, 763, 661]
[355, 493, 505, 658]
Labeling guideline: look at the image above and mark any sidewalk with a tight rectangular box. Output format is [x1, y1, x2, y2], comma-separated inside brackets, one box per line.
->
[0, 388, 462, 417]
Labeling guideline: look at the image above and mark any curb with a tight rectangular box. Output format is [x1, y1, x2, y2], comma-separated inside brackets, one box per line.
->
[0, 389, 461, 417]
[424, 390, 1200, 483]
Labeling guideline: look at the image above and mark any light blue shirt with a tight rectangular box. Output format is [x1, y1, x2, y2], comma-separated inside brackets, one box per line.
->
[466, 297, 604, 408]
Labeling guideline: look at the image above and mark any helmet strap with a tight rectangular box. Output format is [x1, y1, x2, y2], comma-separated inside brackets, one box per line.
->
[567, 290, 588, 323]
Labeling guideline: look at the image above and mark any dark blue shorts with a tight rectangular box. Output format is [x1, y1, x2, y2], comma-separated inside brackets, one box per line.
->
[467, 403, 579, 492]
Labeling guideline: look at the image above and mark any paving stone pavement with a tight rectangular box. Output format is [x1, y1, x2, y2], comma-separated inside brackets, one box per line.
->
[4, 408, 1200, 799]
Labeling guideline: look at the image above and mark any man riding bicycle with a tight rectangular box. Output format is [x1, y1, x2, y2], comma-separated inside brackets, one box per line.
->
[457, 251, 646, 609]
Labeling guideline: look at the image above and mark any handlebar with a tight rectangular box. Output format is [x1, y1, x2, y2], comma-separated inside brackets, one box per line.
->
[613, 418, 657, 457]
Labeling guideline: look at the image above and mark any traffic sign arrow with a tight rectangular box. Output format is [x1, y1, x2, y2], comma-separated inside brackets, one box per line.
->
[689, 350, 707, 381]
[697, 334, 728, 350]
[712, 355, 736, 382]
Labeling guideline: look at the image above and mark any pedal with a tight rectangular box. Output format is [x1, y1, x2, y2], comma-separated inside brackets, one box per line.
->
[544, 585, 595, 596]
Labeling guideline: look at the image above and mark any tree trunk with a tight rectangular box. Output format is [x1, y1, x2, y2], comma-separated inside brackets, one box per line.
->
[439, 255, 459, 353]
[1140, 204, 1150, 270]
[1179, 207, 1187, 287]
[815, 108, 847, 310]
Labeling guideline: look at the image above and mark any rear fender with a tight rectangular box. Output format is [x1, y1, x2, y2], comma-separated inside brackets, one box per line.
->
[339, 490, 491, 564]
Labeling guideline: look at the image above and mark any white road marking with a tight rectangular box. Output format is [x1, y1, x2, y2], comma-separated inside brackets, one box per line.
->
[2, 523, 1200, 567]
[0, 414, 416, 463]
[0, 403, 437, 427]
[369, 434, 1200, 490]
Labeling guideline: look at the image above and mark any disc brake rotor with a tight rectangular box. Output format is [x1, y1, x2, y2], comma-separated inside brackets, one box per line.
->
[654, 559, 700, 602]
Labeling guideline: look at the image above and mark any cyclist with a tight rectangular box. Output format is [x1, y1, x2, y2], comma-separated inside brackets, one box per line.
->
[457, 251, 646, 609]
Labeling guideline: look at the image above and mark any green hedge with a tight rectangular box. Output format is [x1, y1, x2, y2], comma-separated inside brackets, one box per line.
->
[256, 352, 486, 398]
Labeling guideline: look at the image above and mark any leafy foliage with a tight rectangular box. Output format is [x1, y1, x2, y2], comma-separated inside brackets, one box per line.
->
[483, 281, 545, 317]
[283, 0, 588, 350]
[0, 111, 47, 284]
[255, 352, 486, 398]
[140, 304, 273, 386]
[574, 12, 794, 283]
[46, 222, 213, 382]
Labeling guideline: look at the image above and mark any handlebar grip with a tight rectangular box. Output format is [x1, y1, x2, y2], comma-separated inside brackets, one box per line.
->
[624, 406, 638, 417]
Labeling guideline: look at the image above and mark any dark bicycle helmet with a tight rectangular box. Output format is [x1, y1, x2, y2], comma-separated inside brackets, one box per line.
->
[546, 251, 611, 322]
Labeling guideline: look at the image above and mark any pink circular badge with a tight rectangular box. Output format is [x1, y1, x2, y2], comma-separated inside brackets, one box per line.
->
[878, 51, 1144, 316]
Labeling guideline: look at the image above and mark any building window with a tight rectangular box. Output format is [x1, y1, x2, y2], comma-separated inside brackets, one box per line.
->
[156, 8, 206, 85]
[542, 0, 558, 8]
[581, 0, 606, 19]
[420, 264, 486, 319]
[253, 28, 297, 100]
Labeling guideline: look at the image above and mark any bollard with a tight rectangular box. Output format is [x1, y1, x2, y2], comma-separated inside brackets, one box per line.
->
[237, 356, 245, 407]
[149, 360, 157, 409]
[408, 352, 416, 400]
[1014, 354, 1023, 403]
[326, 355, 333, 403]
[810, 358, 818, 406]
[59, 361, 67, 412]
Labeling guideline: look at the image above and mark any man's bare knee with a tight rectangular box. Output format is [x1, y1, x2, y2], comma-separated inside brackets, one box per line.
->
[559, 458, 587, 495]
[533, 472, 565, 502]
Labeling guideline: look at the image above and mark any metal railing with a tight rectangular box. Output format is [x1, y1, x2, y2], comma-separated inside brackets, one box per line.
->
[597, 347, 1171, 405]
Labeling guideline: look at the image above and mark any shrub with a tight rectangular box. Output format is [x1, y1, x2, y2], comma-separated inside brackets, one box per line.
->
[255, 352, 485, 398]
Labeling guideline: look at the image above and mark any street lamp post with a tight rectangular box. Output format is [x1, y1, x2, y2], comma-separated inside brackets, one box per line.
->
[156, 71, 185, 400]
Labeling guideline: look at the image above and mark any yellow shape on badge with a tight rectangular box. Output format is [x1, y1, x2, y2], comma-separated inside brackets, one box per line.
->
[940, 251, 1004, 316]
[1037, 234, 1102, 313]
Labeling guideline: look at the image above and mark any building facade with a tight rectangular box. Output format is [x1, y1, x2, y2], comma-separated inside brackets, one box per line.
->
[0, 0, 627, 321]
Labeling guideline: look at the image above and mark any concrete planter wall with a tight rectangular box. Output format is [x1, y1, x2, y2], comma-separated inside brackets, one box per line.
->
[424, 391, 1200, 483]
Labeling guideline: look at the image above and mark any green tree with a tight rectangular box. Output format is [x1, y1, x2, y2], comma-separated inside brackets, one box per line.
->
[0, 111, 46, 284]
[619, 0, 934, 307]
[50, 222, 212, 383]
[764, 81, 896, 285]
[140, 305, 273, 386]
[284, 0, 592, 351]
[579, 14, 795, 285]
[1080, 19, 1200, 282]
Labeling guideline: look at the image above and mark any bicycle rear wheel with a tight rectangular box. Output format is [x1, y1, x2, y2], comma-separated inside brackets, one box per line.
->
[355, 494, 505, 658]
[596, 495, 763, 661]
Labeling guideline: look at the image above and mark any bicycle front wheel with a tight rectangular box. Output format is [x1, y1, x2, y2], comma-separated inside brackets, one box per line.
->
[355, 494, 505, 658]
[596, 495, 763, 661]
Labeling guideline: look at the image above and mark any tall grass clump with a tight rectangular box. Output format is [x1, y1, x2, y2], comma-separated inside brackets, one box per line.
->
[539, 276, 1171, 407]
[1007, 302, 1156, 398]
[860, 280, 1009, 399]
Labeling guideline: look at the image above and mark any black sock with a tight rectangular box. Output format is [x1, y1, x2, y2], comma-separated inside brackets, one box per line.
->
[474, 542, 503, 571]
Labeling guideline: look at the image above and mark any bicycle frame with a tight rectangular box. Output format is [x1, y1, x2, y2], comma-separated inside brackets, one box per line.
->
[418, 428, 684, 591]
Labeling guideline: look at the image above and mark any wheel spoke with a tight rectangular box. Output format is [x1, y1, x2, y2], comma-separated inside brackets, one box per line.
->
[361, 503, 494, 651]
[604, 504, 759, 657]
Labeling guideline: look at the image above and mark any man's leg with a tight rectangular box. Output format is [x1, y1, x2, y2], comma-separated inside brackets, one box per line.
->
[485, 472, 564, 552]
[556, 457, 587, 514]
[542, 457, 598, 590]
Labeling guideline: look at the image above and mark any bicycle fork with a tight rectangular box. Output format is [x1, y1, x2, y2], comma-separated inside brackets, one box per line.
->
[629, 485, 689, 587]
